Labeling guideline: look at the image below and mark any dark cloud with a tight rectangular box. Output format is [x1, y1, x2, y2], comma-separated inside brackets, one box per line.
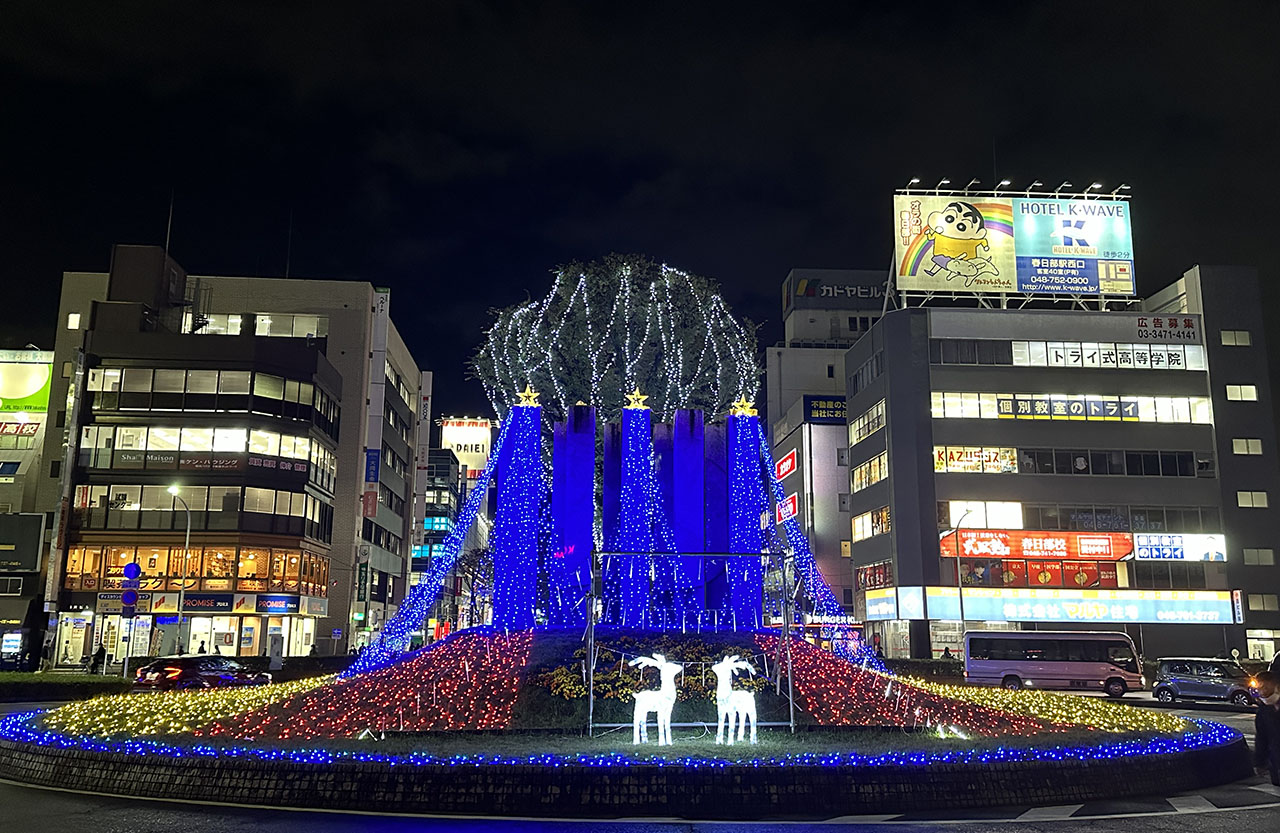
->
[0, 1, 1277, 418]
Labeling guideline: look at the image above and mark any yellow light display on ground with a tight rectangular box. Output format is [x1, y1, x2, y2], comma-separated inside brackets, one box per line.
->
[42, 676, 332, 737]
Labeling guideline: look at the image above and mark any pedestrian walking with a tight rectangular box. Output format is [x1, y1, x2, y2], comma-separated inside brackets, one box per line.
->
[1254, 671, 1280, 785]
[197, 640, 207, 654]
[89, 644, 106, 674]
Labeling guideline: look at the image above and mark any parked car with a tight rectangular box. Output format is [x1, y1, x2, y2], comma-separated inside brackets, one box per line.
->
[1151, 657, 1256, 705]
[133, 656, 272, 692]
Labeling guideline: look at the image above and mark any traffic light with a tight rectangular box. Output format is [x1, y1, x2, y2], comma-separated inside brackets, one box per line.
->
[121, 561, 142, 618]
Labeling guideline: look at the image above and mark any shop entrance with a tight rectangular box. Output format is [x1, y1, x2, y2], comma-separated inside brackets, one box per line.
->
[56, 611, 93, 665]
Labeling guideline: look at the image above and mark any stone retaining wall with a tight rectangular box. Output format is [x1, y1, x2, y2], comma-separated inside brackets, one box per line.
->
[0, 737, 1252, 818]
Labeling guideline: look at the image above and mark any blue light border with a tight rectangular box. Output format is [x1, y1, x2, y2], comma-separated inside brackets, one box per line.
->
[0, 710, 1240, 771]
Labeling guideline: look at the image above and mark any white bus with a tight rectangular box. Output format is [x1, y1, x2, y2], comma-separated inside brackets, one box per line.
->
[964, 630, 1143, 698]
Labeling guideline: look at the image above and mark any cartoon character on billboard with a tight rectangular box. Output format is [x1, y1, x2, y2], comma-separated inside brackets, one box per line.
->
[923, 201, 1001, 283]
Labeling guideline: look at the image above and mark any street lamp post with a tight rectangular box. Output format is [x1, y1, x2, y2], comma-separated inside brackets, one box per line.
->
[953, 508, 974, 651]
[168, 486, 191, 654]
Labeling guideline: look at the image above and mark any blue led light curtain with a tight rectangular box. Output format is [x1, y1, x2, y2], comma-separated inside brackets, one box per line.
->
[344, 418, 513, 676]
[491, 403, 543, 630]
[611, 407, 653, 625]
[727, 413, 765, 629]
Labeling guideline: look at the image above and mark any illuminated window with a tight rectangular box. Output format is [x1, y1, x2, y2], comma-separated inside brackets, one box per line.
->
[66, 312, 81, 329]
[849, 400, 885, 446]
[1238, 491, 1269, 508]
[1244, 548, 1275, 566]
[1233, 439, 1263, 455]
[851, 505, 890, 542]
[1227, 385, 1258, 401]
[1221, 330, 1252, 346]
[851, 451, 888, 492]
[942, 500, 1024, 530]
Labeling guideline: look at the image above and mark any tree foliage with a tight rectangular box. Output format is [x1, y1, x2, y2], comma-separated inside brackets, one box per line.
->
[470, 254, 760, 425]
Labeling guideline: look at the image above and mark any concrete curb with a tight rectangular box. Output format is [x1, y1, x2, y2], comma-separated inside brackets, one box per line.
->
[0, 734, 1253, 819]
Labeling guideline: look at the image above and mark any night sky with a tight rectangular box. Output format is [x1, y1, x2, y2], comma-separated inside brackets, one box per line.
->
[2, 3, 1277, 425]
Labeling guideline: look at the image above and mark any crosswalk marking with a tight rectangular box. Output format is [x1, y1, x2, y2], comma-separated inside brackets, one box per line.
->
[1249, 783, 1280, 796]
[1016, 804, 1083, 820]
[1167, 795, 1216, 812]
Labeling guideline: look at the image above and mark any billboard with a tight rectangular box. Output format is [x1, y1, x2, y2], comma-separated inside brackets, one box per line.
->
[864, 587, 898, 620]
[1133, 533, 1226, 562]
[939, 529, 1134, 561]
[0, 513, 43, 572]
[895, 196, 1135, 295]
[803, 395, 847, 425]
[0, 362, 51, 413]
[440, 418, 495, 481]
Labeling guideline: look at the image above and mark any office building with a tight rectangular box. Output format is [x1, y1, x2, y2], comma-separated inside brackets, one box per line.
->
[767, 269, 886, 608]
[0, 350, 54, 668]
[842, 264, 1280, 661]
[39, 245, 424, 661]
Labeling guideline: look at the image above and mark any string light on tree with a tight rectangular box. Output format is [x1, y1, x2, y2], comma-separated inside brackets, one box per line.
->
[471, 255, 761, 426]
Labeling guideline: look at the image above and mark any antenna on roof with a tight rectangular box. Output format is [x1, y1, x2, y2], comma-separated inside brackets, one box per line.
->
[163, 189, 175, 254]
[285, 206, 294, 278]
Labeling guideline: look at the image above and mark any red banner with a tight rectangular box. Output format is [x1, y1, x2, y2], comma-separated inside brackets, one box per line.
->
[1026, 560, 1064, 587]
[940, 529, 1134, 561]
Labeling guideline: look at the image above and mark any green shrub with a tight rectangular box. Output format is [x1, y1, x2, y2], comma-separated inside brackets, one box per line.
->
[0, 672, 133, 702]
[883, 658, 965, 683]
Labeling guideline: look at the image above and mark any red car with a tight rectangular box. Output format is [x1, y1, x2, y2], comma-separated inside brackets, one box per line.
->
[133, 656, 272, 692]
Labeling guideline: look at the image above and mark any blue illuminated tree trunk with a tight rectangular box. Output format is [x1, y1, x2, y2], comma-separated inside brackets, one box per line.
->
[727, 413, 765, 629]
[492, 403, 543, 630]
[550, 405, 595, 626]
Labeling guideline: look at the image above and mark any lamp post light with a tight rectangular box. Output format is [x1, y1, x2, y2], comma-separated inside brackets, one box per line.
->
[952, 508, 974, 653]
[168, 485, 191, 654]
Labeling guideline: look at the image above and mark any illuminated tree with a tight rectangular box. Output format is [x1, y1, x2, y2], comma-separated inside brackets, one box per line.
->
[470, 254, 761, 424]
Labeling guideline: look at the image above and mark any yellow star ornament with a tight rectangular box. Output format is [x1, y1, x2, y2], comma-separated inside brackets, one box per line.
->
[516, 384, 541, 407]
[624, 387, 650, 410]
[728, 395, 758, 417]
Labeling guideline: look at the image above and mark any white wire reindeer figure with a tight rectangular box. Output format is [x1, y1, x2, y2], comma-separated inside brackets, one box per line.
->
[630, 653, 683, 746]
[710, 654, 758, 745]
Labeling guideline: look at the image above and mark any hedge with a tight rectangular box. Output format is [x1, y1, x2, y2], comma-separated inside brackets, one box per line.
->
[0, 673, 133, 703]
[113, 654, 352, 681]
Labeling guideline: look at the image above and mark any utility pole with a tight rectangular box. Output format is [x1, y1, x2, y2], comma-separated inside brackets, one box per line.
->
[586, 548, 599, 738]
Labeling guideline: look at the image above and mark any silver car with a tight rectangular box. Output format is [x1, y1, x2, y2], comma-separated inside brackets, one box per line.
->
[1151, 657, 1257, 705]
